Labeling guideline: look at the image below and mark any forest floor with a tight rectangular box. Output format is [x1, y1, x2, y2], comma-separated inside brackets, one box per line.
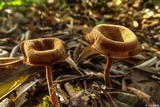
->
[0, 0, 160, 107]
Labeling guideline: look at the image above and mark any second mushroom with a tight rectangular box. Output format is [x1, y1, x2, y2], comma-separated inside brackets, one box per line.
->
[85, 24, 141, 87]
[20, 37, 68, 106]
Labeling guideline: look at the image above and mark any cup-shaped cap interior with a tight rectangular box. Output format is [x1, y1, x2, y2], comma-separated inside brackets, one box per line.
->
[85, 24, 142, 59]
[20, 38, 67, 66]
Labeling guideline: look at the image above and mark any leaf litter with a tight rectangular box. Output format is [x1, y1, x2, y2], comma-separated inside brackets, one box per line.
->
[0, 0, 160, 107]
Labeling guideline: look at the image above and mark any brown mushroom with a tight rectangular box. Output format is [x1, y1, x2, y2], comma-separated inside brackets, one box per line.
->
[85, 24, 141, 87]
[20, 37, 67, 106]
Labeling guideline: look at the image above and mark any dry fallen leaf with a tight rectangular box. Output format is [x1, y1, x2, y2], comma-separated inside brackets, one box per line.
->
[127, 86, 154, 104]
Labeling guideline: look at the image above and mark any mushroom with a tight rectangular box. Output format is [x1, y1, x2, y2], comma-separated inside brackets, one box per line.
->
[85, 24, 141, 87]
[20, 37, 67, 106]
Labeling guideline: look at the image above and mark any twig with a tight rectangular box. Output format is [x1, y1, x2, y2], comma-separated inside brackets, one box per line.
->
[53, 74, 103, 84]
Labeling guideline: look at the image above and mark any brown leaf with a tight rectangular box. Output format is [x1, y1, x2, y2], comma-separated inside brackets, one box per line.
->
[73, 43, 83, 62]
[127, 86, 154, 104]
[0, 98, 15, 107]
[73, 24, 92, 35]
[76, 46, 99, 64]
[64, 82, 81, 97]
[109, 91, 144, 107]
[93, 90, 108, 107]
[0, 57, 43, 84]
[68, 90, 86, 107]
[123, 68, 160, 104]
[141, 19, 159, 30]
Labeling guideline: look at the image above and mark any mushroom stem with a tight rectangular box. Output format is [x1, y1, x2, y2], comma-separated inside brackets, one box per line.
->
[45, 65, 58, 105]
[104, 56, 113, 87]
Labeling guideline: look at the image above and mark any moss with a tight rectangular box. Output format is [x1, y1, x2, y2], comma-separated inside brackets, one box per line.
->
[36, 95, 54, 107]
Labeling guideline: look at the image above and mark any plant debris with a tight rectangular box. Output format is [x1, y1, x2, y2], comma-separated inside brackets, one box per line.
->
[0, 0, 160, 107]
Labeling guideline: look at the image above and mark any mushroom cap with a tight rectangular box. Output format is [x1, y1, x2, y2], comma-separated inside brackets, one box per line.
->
[20, 38, 68, 66]
[85, 24, 142, 59]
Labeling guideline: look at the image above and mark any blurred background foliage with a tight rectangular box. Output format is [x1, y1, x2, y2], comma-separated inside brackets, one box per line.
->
[0, 0, 160, 11]
[0, 0, 47, 10]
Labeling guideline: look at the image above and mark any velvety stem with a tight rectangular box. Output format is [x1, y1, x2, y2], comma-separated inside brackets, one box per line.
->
[45, 65, 58, 106]
[104, 57, 113, 87]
